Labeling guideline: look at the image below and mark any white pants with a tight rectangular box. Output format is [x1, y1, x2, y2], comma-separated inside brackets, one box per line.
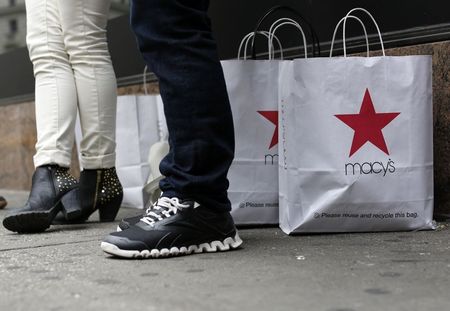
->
[26, 0, 117, 169]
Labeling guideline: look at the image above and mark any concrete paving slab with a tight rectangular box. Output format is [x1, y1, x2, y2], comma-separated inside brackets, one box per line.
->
[0, 189, 449, 311]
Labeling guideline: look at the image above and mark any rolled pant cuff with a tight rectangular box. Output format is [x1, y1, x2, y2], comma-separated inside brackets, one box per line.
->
[33, 150, 72, 168]
[81, 152, 116, 169]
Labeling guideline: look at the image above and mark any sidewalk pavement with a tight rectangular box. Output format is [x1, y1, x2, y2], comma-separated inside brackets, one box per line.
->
[0, 189, 449, 311]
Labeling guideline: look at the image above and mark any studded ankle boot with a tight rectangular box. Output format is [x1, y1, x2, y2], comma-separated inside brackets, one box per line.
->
[78, 167, 123, 222]
[2, 165, 81, 233]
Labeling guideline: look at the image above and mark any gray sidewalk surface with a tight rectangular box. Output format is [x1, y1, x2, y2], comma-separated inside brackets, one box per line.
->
[0, 189, 449, 311]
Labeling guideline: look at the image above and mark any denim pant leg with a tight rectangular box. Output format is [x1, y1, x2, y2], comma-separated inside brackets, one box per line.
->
[130, 0, 235, 212]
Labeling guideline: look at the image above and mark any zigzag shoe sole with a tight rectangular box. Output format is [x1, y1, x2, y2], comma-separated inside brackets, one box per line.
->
[101, 233, 243, 259]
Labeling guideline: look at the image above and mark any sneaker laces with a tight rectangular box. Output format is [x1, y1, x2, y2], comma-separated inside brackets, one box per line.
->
[140, 197, 190, 226]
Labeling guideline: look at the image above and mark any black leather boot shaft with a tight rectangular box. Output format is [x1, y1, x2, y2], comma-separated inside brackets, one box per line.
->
[18, 165, 77, 213]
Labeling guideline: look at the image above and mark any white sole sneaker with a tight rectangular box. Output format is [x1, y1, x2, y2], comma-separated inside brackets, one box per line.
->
[100, 233, 243, 259]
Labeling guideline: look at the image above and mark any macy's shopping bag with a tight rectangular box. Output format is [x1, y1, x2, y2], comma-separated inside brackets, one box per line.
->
[223, 15, 316, 225]
[222, 45, 281, 225]
[278, 8, 434, 233]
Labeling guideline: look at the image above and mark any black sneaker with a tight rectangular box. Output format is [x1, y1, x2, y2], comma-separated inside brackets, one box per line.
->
[101, 197, 243, 258]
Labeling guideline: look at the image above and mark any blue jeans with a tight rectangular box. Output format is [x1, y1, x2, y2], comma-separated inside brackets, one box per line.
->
[130, 0, 234, 212]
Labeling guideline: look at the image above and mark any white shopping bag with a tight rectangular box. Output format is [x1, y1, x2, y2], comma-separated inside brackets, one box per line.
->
[223, 20, 310, 225]
[114, 67, 168, 209]
[278, 8, 434, 233]
[223, 59, 280, 225]
[115, 94, 159, 209]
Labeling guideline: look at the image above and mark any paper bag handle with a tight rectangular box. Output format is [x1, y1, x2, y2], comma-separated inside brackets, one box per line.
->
[342, 8, 385, 57]
[268, 18, 308, 59]
[330, 15, 369, 57]
[238, 31, 284, 60]
[250, 5, 320, 59]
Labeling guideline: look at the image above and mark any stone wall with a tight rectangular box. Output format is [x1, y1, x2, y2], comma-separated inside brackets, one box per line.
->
[0, 99, 35, 190]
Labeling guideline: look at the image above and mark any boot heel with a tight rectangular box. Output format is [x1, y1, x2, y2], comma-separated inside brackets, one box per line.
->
[98, 194, 123, 222]
[61, 188, 82, 220]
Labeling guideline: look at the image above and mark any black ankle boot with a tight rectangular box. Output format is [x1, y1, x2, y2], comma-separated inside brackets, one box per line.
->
[3, 165, 80, 233]
[78, 167, 123, 222]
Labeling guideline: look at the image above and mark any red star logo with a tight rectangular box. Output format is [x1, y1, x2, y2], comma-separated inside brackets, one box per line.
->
[335, 89, 400, 157]
[258, 111, 278, 149]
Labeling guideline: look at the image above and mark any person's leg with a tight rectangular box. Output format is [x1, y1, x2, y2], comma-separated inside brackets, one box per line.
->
[3, 0, 80, 233]
[57, 0, 122, 222]
[58, 0, 117, 169]
[130, 0, 235, 212]
[27, 0, 78, 167]
[101, 0, 242, 258]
